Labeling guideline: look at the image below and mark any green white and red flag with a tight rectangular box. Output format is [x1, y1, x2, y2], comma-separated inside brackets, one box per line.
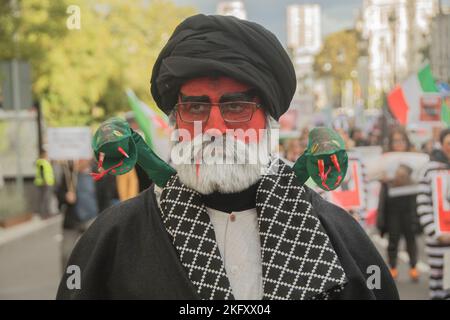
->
[387, 64, 450, 126]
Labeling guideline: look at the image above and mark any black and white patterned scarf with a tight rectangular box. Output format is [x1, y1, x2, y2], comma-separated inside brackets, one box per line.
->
[159, 160, 347, 300]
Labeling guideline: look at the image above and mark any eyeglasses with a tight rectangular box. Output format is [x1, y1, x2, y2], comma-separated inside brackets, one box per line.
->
[175, 101, 261, 123]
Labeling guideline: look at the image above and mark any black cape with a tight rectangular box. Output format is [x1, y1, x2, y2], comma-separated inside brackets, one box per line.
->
[56, 185, 399, 300]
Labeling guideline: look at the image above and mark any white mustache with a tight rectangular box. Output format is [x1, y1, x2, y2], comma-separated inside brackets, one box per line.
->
[171, 131, 268, 166]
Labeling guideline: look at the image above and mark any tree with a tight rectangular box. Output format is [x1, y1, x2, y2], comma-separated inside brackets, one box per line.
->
[314, 29, 359, 108]
[0, 0, 195, 126]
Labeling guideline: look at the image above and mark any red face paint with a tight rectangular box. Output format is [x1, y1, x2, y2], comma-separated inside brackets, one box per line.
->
[176, 77, 266, 143]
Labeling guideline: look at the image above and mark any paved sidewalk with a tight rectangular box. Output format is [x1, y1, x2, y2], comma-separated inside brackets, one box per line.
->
[0, 215, 62, 299]
[367, 228, 430, 300]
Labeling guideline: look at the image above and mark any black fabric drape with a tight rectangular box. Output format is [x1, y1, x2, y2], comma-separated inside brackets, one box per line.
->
[56, 185, 399, 300]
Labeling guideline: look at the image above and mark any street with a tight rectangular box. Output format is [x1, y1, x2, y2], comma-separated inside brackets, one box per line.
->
[368, 229, 430, 299]
[0, 215, 431, 300]
[0, 216, 62, 299]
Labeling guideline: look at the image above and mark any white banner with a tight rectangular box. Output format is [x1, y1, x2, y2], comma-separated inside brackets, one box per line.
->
[47, 127, 92, 160]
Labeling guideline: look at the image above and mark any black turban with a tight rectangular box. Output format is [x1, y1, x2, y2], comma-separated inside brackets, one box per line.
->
[150, 14, 296, 121]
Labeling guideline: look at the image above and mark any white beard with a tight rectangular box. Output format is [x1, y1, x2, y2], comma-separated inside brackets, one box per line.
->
[170, 129, 272, 195]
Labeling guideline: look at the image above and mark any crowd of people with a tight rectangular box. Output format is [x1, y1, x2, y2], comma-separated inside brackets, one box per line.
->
[279, 121, 450, 300]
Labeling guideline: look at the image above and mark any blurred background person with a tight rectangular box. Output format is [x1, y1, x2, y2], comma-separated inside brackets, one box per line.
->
[135, 165, 152, 193]
[377, 128, 419, 281]
[422, 139, 435, 156]
[350, 128, 369, 147]
[95, 170, 119, 212]
[57, 159, 98, 270]
[33, 150, 55, 219]
[116, 168, 139, 201]
[386, 127, 414, 153]
[417, 128, 450, 300]
[124, 114, 153, 193]
[377, 164, 420, 281]
[284, 138, 303, 163]
[298, 127, 309, 150]
[335, 128, 355, 150]
[368, 129, 382, 146]
[278, 142, 285, 159]
[0, 163, 4, 190]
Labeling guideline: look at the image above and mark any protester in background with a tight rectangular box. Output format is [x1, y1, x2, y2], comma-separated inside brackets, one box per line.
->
[278, 142, 285, 160]
[284, 138, 303, 163]
[135, 164, 152, 192]
[377, 164, 420, 281]
[34, 150, 55, 219]
[368, 129, 382, 146]
[417, 128, 450, 300]
[422, 139, 434, 156]
[378, 127, 419, 281]
[124, 115, 153, 193]
[57, 159, 98, 270]
[95, 170, 119, 212]
[430, 127, 447, 162]
[386, 127, 414, 152]
[299, 127, 309, 150]
[336, 128, 355, 150]
[116, 168, 139, 201]
[350, 128, 369, 147]
[0, 163, 5, 189]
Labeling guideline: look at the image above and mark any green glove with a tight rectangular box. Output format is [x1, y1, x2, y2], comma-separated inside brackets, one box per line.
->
[92, 119, 346, 192]
[293, 127, 348, 191]
[91, 117, 176, 188]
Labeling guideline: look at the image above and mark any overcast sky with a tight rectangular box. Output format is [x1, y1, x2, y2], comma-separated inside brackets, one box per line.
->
[172, 0, 450, 45]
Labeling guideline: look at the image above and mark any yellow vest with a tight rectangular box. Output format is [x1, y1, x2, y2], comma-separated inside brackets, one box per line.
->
[34, 159, 55, 186]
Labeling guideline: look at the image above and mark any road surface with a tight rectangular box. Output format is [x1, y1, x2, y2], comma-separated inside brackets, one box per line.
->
[0, 216, 431, 299]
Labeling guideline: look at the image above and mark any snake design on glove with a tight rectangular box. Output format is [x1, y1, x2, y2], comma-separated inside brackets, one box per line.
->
[91, 118, 347, 191]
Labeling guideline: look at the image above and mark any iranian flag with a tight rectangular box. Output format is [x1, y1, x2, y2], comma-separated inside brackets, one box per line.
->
[387, 64, 450, 125]
[126, 89, 169, 151]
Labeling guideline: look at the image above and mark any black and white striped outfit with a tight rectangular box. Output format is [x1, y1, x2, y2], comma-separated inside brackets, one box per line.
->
[417, 160, 450, 300]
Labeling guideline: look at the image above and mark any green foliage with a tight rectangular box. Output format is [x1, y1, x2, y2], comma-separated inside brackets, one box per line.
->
[314, 29, 359, 106]
[0, 0, 195, 126]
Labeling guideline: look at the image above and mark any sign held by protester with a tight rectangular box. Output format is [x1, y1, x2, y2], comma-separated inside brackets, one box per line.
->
[431, 171, 450, 236]
[47, 127, 92, 160]
[328, 160, 365, 211]
[419, 93, 442, 124]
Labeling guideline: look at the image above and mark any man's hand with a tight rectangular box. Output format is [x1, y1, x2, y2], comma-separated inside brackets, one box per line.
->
[65, 191, 77, 205]
[437, 233, 450, 244]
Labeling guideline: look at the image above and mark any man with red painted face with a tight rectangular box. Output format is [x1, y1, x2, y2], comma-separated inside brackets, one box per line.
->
[57, 14, 398, 300]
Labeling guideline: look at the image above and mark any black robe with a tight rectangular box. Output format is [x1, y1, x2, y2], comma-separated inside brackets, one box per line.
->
[56, 185, 399, 300]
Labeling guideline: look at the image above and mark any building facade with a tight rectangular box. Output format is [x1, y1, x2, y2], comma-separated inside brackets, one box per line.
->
[217, 1, 247, 20]
[286, 4, 322, 94]
[430, 11, 450, 83]
[362, 0, 438, 107]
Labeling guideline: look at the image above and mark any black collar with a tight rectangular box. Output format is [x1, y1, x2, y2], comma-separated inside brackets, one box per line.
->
[200, 181, 259, 213]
